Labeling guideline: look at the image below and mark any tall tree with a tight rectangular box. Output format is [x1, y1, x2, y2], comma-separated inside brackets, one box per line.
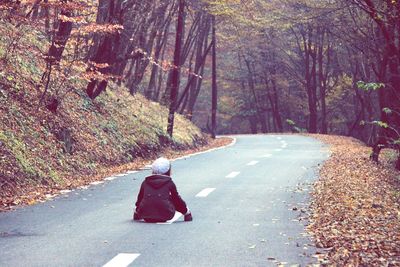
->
[166, 0, 185, 137]
[211, 15, 217, 138]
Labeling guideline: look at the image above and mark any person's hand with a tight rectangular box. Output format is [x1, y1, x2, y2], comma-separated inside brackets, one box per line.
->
[184, 208, 192, 221]
[184, 213, 192, 221]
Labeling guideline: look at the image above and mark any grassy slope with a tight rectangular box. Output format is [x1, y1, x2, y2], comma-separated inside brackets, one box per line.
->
[0, 24, 206, 207]
[0, 82, 206, 205]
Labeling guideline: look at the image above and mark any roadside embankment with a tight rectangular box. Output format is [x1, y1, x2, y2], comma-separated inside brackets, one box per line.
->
[0, 79, 232, 210]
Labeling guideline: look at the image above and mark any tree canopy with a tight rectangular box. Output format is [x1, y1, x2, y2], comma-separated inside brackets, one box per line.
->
[1, 0, 400, 165]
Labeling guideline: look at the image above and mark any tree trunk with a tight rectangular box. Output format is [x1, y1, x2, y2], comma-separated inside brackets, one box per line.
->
[47, 8, 72, 64]
[299, 26, 318, 133]
[211, 15, 217, 138]
[184, 16, 211, 119]
[85, 0, 124, 99]
[166, 0, 185, 137]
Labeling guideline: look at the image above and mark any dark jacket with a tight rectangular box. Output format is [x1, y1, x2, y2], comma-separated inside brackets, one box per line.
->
[135, 174, 188, 222]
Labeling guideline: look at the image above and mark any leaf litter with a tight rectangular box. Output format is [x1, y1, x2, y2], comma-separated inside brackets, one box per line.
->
[0, 137, 232, 211]
[307, 134, 400, 266]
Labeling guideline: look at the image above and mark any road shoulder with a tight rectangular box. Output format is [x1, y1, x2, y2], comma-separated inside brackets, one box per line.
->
[307, 134, 400, 265]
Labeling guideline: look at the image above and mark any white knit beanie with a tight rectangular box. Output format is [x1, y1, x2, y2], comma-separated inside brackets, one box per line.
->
[152, 157, 171, 175]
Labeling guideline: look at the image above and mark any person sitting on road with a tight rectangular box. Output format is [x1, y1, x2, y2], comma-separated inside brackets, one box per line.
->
[133, 157, 192, 223]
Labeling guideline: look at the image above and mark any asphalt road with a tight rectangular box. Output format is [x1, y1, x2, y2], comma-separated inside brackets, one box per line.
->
[0, 134, 329, 267]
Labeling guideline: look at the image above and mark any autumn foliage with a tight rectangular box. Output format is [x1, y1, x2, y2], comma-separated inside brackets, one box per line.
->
[0, 0, 211, 209]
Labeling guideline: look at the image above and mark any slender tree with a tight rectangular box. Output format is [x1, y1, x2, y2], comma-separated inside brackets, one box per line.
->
[211, 15, 217, 138]
[167, 0, 185, 137]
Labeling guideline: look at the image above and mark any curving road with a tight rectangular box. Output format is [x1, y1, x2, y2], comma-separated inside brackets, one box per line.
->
[0, 134, 329, 267]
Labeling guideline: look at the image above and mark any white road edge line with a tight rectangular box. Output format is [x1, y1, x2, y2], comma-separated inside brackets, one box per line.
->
[261, 154, 272, 158]
[90, 181, 104, 185]
[196, 188, 216, 197]
[157, 211, 182, 225]
[103, 253, 140, 267]
[226, 171, 240, 178]
[101, 137, 236, 184]
[247, 160, 259, 166]
[172, 137, 237, 161]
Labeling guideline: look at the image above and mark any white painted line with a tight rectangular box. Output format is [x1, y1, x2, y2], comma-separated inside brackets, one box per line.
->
[226, 171, 240, 178]
[140, 165, 152, 170]
[247, 160, 259, 166]
[78, 185, 89, 190]
[261, 154, 272, 158]
[277, 137, 282, 140]
[157, 211, 182, 225]
[281, 144, 287, 148]
[116, 173, 127, 177]
[104, 176, 117, 181]
[274, 148, 282, 152]
[60, 189, 72, 194]
[103, 253, 140, 267]
[45, 194, 56, 199]
[126, 170, 138, 174]
[172, 137, 237, 161]
[90, 181, 104, 185]
[196, 188, 216, 197]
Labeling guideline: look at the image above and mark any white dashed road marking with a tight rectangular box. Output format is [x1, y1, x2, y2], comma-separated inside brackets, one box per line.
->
[226, 171, 240, 178]
[196, 188, 216, 197]
[261, 154, 272, 158]
[103, 253, 140, 267]
[275, 148, 282, 152]
[277, 137, 282, 140]
[247, 161, 259, 166]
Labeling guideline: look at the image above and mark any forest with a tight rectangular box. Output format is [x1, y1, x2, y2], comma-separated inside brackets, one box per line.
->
[1, 0, 399, 165]
[1, 1, 400, 265]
